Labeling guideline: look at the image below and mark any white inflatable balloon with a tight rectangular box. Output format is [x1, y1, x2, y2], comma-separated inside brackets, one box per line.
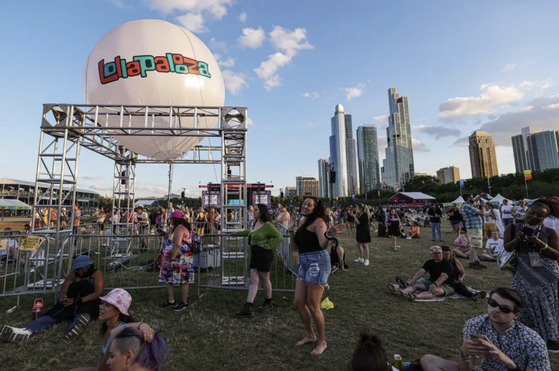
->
[83, 19, 225, 160]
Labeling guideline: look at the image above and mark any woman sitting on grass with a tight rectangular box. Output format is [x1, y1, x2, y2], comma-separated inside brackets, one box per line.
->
[0, 255, 103, 343]
[407, 221, 421, 239]
[70, 288, 155, 371]
[107, 327, 168, 371]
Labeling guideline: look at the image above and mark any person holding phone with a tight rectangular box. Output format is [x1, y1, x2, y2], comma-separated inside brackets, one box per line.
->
[504, 197, 559, 353]
[421, 287, 549, 370]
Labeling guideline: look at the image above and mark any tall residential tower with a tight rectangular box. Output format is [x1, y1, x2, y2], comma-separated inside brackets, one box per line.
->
[469, 130, 499, 178]
[512, 127, 559, 172]
[381, 88, 415, 189]
[356, 125, 380, 193]
[329, 104, 358, 197]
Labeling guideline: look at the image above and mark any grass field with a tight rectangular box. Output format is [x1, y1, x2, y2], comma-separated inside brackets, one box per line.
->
[0, 219, 558, 370]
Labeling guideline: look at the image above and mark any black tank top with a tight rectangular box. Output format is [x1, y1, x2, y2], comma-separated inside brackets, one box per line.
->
[294, 228, 322, 254]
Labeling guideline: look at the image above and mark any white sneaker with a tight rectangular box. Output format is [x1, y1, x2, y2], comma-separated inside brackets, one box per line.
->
[364, 259, 370, 266]
[396, 245, 401, 249]
[0, 325, 31, 343]
[406, 237, 412, 240]
[354, 258, 364, 263]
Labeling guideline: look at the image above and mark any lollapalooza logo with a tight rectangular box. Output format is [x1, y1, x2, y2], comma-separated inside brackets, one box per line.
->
[98, 53, 212, 84]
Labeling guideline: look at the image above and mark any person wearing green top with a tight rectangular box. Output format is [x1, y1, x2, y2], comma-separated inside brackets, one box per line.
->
[234, 204, 284, 318]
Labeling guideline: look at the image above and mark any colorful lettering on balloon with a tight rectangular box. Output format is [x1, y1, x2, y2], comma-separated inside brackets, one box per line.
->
[98, 53, 212, 84]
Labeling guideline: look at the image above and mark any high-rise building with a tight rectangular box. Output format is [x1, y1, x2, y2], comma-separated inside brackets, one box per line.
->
[296, 176, 319, 197]
[381, 88, 415, 189]
[512, 127, 559, 172]
[530, 130, 559, 170]
[329, 104, 358, 197]
[356, 125, 380, 194]
[468, 130, 499, 178]
[317, 159, 331, 198]
[285, 186, 297, 197]
[436, 166, 460, 184]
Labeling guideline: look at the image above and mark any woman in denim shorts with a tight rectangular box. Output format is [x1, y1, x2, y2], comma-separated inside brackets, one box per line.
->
[290, 197, 331, 356]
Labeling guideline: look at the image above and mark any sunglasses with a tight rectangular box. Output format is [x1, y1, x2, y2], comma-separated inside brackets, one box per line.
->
[487, 298, 517, 314]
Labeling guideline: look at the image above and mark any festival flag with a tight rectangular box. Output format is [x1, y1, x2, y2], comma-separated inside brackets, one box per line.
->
[524, 170, 532, 181]
[459, 179, 465, 188]
[377, 190, 381, 197]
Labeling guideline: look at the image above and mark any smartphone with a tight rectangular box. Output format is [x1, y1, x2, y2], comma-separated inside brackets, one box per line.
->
[470, 333, 483, 342]
[522, 226, 534, 237]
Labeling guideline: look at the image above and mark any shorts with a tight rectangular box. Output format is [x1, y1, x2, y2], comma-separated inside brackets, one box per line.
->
[298, 250, 331, 285]
[250, 245, 274, 272]
[450, 220, 463, 228]
[468, 228, 483, 249]
[420, 280, 455, 296]
[483, 223, 497, 233]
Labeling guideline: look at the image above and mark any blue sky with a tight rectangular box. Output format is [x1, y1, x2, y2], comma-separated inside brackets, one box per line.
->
[2, 1, 559, 198]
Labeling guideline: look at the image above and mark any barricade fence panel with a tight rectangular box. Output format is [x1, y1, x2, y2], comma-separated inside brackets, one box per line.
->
[0, 225, 296, 305]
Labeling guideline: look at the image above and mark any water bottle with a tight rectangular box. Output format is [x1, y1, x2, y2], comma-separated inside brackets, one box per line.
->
[393, 354, 403, 370]
[31, 298, 43, 321]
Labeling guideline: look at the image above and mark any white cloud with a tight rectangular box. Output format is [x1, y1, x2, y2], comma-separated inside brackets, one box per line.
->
[503, 64, 516, 72]
[214, 54, 235, 68]
[135, 185, 168, 194]
[412, 138, 429, 152]
[439, 84, 524, 117]
[148, 0, 234, 34]
[246, 117, 255, 126]
[175, 12, 207, 33]
[222, 70, 248, 95]
[239, 12, 247, 22]
[373, 115, 389, 128]
[453, 94, 559, 146]
[303, 92, 319, 100]
[414, 124, 461, 139]
[239, 27, 266, 49]
[254, 26, 312, 90]
[342, 83, 365, 100]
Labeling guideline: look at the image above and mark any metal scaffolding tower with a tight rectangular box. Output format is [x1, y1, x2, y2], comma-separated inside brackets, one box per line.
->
[34, 103, 248, 288]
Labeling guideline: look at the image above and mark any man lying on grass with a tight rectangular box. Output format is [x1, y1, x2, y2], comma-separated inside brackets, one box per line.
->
[387, 245, 454, 301]
[420, 287, 550, 370]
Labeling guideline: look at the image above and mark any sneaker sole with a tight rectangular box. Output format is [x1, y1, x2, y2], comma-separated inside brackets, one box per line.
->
[174, 306, 188, 312]
[0, 326, 29, 343]
[64, 314, 91, 341]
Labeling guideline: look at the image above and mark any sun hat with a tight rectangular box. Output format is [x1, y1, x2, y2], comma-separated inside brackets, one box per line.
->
[73, 255, 94, 270]
[99, 288, 132, 316]
[170, 210, 185, 219]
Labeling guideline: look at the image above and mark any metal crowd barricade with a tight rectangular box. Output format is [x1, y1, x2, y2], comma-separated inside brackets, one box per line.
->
[1, 223, 296, 307]
[195, 229, 297, 296]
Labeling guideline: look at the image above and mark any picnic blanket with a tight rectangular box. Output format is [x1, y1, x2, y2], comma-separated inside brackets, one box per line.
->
[387, 282, 485, 302]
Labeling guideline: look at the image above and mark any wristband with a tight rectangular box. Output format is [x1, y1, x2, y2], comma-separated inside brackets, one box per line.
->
[137, 322, 143, 330]
[541, 244, 550, 251]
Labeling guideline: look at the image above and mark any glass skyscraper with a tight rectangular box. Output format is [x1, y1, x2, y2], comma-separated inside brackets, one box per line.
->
[356, 125, 380, 193]
[329, 104, 358, 197]
[382, 88, 415, 189]
[512, 127, 559, 172]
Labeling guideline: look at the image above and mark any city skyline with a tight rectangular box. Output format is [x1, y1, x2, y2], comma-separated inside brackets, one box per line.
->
[2, 2, 559, 198]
